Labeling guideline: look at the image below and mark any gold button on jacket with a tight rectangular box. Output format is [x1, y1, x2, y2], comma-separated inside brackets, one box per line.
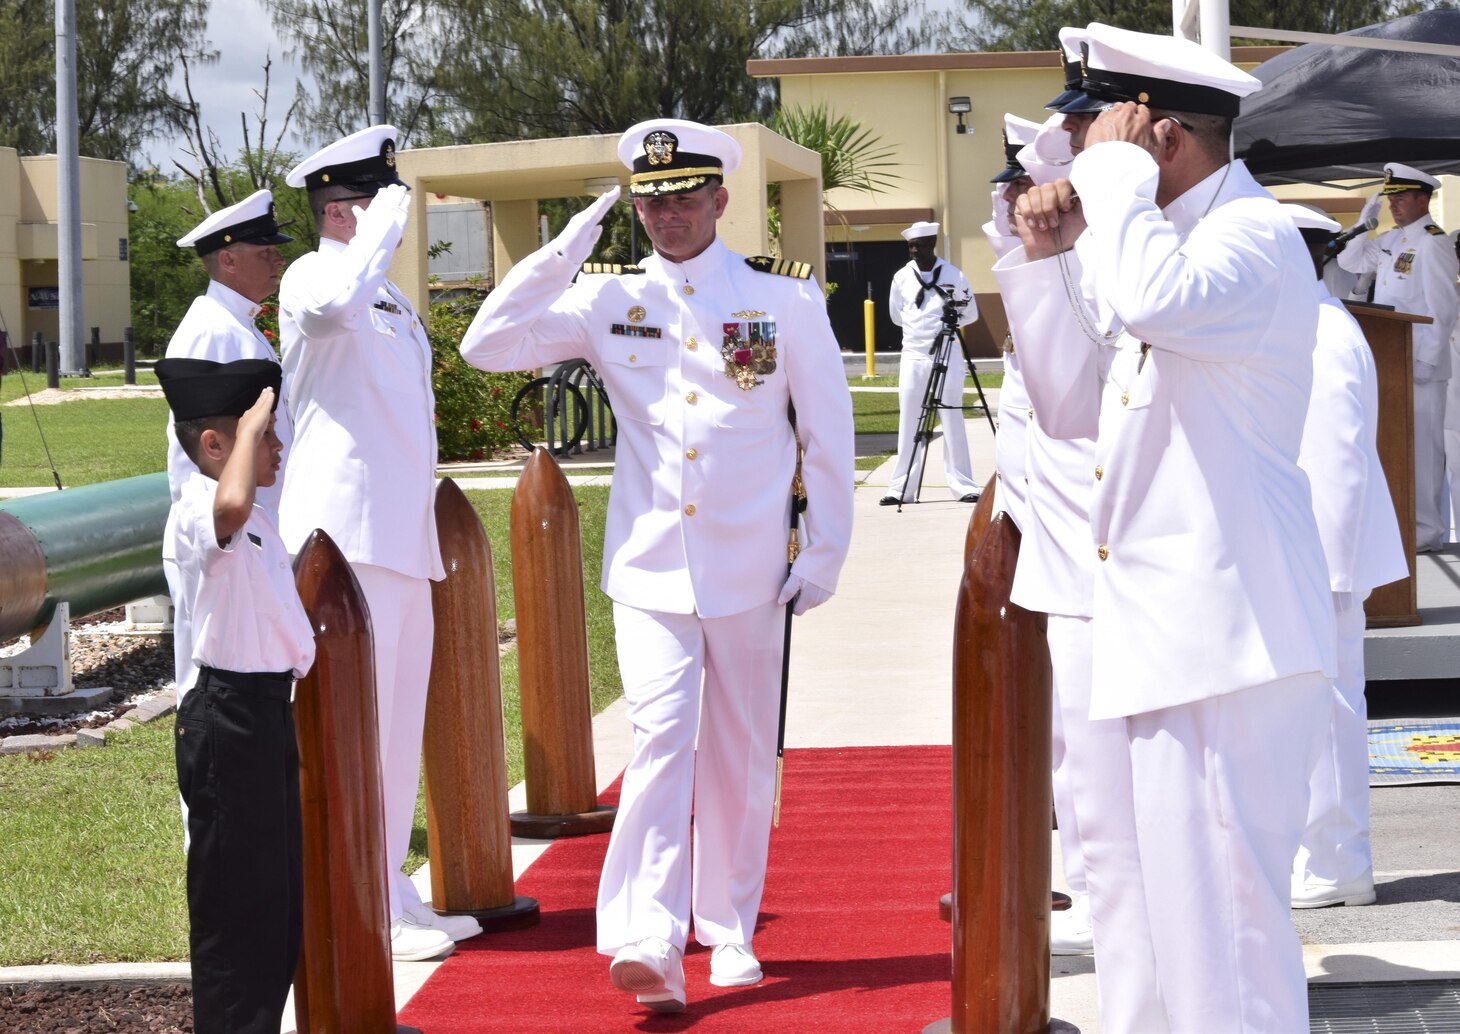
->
[1097, 545, 1110, 561]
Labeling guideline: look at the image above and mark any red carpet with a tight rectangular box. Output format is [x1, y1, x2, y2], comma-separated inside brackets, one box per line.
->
[399, 745, 953, 1032]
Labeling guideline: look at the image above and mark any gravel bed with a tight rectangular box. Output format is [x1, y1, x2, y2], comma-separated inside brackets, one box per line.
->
[0, 608, 174, 738]
[0, 983, 191, 1032]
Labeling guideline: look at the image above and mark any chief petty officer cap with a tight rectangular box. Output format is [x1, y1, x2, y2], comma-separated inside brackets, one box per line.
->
[991, 113, 1045, 183]
[617, 118, 742, 197]
[1381, 162, 1442, 195]
[176, 189, 293, 257]
[1059, 22, 1261, 118]
[1279, 202, 1341, 244]
[285, 124, 407, 194]
[155, 358, 283, 423]
[1045, 26, 1088, 110]
[901, 220, 939, 242]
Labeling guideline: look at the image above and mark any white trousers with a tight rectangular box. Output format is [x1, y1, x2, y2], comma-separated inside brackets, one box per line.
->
[1415, 378, 1447, 549]
[353, 563, 434, 921]
[1295, 593, 1371, 887]
[596, 600, 784, 955]
[1047, 614, 1088, 899]
[886, 348, 979, 499]
[1088, 675, 1325, 1033]
[1445, 426, 1460, 541]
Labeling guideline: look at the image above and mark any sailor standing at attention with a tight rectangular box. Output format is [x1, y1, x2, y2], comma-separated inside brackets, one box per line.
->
[996, 23, 1336, 1031]
[458, 118, 854, 1014]
[277, 125, 482, 962]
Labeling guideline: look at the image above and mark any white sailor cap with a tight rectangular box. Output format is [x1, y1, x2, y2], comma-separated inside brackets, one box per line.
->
[285, 124, 406, 193]
[1060, 22, 1261, 118]
[991, 114, 1044, 184]
[1279, 203, 1341, 238]
[901, 221, 940, 242]
[1017, 113, 1076, 187]
[617, 119, 741, 197]
[1381, 162, 1441, 195]
[176, 189, 293, 256]
[1046, 27, 1088, 110]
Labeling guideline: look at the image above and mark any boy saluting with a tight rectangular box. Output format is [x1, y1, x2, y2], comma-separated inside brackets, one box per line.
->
[156, 357, 316, 1034]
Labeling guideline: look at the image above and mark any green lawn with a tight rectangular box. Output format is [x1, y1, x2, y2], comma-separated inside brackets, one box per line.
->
[0, 484, 616, 966]
[1, 367, 168, 487]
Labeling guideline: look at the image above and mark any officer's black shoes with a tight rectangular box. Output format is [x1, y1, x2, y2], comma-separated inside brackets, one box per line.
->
[960, 493, 979, 503]
[879, 496, 900, 506]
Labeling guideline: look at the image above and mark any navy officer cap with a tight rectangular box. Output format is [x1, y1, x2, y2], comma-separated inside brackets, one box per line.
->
[176, 189, 292, 258]
[286, 124, 407, 195]
[155, 358, 282, 423]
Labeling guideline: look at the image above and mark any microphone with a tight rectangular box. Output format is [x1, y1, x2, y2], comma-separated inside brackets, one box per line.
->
[1324, 222, 1370, 253]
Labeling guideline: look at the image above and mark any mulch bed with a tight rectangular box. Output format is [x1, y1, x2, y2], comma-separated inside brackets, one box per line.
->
[0, 983, 192, 1032]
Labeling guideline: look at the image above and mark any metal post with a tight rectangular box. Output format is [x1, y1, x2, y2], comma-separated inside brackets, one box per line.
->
[1, 331, 9, 373]
[864, 284, 876, 378]
[46, 342, 59, 389]
[1200, 0, 1231, 59]
[55, 0, 85, 375]
[123, 327, 136, 385]
[31, 331, 42, 373]
[88, 326, 99, 373]
[367, 0, 385, 125]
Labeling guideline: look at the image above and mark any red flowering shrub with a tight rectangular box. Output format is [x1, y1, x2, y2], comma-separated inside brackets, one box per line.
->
[428, 294, 531, 461]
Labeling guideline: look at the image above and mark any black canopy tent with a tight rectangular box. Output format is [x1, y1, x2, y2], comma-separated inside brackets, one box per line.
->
[1234, 10, 1460, 188]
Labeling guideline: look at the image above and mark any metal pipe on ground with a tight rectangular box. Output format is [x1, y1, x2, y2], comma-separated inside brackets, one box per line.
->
[507, 448, 615, 838]
[0, 473, 170, 642]
[423, 477, 539, 930]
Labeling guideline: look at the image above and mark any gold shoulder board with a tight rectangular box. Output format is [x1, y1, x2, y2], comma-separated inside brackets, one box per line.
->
[744, 256, 813, 279]
[579, 263, 645, 275]
[1426, 224, 1446, 236]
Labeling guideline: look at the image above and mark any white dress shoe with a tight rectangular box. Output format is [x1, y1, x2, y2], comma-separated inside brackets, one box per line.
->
[1291, 869, 1376, 909]
[403, 906, 483, 943]
[709, 943, 763, 987]
[390, 916, 455, 962]
[1050, 895, 1093, 956]
[609, 937, 685, 1013]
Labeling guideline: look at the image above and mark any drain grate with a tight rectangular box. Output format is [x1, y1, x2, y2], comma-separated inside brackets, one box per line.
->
[1310, 979, 1460, 1033]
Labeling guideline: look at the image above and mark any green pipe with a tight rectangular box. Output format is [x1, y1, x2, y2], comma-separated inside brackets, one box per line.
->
[0, 473, 170, 639]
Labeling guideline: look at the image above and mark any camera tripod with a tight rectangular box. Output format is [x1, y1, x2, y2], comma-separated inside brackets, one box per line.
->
[891, 312, 996, 511]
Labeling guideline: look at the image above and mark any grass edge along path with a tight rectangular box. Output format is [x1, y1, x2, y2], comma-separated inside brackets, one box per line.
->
[0, 485, 617, 967]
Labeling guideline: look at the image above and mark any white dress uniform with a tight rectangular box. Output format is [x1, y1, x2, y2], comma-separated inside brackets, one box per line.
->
[460, 229, 854, 956]
[996, 134, 1337, 1031]
[160, 190, 296, 701]
[885, 257, 981, 500]
[1339, 209, 1459, 549]
[1443, 229, 1460, 536]
[277, 138, 444, 925]
[1294, 285, 1407, 894]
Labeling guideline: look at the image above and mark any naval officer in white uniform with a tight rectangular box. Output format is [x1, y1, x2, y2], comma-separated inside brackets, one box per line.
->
[1338, 163, 1458, 551]
[1285, 204, 1407, 910]
[997, 23, 1336, 1031]
[277, 125, 480, 962]
[882, 220, 980, 503]
[163, 190, 294, 702]
[460, 119, 854, 1014]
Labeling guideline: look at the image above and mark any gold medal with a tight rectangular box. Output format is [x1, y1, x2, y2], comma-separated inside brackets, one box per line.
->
[627, 305, 646, 323]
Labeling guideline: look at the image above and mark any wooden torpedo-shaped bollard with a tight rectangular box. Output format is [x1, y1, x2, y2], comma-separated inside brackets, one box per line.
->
[940, 472, 1066, 925]
[423, 478, 540, 930]
[925, 513, 1052, 1034]
[508, 449, 616, 838]
[291, 530, 405, 1034]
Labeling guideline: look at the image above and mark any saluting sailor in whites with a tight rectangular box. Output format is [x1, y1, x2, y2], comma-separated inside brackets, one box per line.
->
[1338, 163, 1458, 550]
[162, 191, 295, 702]
[882, 220, 980, 504]
[460, 119, 854, 1014]
[1284, 204, 1407, 910]
[996, 23, 1336, 1031]
[277, 125, 482, 963]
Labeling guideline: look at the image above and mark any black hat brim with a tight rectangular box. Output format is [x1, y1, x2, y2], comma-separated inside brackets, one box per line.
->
[1058, 92, 1113, 115]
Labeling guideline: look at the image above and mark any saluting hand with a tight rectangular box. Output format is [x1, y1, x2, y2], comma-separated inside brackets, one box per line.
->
[1085, 101, 1163, 159]
[1014, 180, 1085, 261]
[553, 186, 622, 267]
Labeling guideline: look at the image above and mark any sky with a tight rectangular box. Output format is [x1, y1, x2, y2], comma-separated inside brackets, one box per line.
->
[146, 0, 313, 174]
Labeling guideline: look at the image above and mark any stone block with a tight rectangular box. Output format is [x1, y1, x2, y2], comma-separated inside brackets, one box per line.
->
[0, 733, 76, 754]
[76, 728, 108, 749]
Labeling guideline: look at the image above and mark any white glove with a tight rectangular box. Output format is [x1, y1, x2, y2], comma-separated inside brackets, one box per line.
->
[777, 573, 833, 616]
[552, 186, 622, 267]
[352, 182, 411, 253]
[991, 188, 1013, 238]
[1414, 359, 1437, 385]
[1359, 192, 1382, 230]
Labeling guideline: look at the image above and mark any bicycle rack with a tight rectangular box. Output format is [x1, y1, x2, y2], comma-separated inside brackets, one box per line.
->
[519, 359, 616, 458]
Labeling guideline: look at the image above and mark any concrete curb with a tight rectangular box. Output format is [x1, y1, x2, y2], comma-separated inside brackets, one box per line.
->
[0, 688, 175, 757]
[0, 962, 191, 987]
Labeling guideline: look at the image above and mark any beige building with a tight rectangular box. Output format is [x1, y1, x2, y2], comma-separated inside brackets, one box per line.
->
[0, 148, 131, 365]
